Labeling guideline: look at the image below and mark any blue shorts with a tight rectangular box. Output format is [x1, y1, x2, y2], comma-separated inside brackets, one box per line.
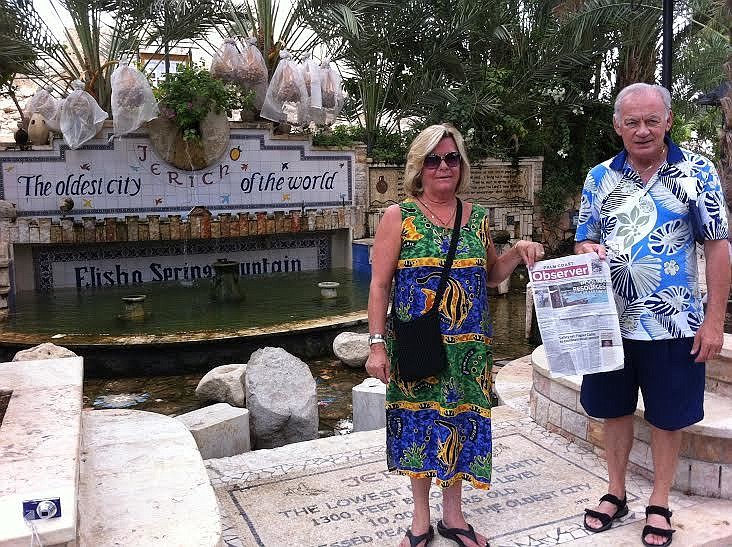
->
[580, 337, 705, 431]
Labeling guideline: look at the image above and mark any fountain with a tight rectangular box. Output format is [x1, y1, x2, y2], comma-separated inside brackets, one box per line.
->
[0, 268, 369, 376]
[211, 259, 243, 302]
[120, 295, 146, 320]
[317, 281, 340, 299]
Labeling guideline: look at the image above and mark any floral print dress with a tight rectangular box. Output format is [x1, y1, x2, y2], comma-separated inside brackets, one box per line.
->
[385, 199, 494, 489]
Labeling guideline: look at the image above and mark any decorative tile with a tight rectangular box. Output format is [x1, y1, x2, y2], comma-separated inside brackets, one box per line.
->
[0, 129, 355, 218]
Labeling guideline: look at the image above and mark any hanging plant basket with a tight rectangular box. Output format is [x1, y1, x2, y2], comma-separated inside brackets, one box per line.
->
[151, 64, 241, 171]
[148, 112, 230, 171]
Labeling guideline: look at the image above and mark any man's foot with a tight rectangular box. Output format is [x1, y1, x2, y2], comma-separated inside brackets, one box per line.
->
[436, 519, 489, 547]
[642, 506, 675, 546]
[400, 525, 434, 547]
[583, 493, 628, 532]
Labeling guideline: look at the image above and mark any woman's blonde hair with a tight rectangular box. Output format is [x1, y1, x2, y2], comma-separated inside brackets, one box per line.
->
[403, 123, 471, 197]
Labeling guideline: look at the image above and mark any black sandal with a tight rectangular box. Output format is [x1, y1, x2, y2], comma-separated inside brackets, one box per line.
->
[404, 525, 434, 547]
[583, 493, 629, 532]
[642, 505, 675, 547]
[436, 520, 489, 546]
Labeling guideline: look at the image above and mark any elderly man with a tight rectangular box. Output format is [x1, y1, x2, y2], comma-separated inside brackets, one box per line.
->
[574, 82, 730, 547]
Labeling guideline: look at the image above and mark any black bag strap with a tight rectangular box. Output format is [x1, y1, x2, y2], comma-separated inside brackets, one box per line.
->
[432, 198, 462, 306]
[394, 198, 463, 313]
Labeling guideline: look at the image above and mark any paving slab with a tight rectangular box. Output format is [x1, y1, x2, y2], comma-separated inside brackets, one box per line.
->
[0, 357, 83, 547]
[208, 406, 732, 546]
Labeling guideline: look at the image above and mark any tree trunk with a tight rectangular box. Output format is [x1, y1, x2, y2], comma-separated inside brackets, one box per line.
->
[720, 62, 732, 214]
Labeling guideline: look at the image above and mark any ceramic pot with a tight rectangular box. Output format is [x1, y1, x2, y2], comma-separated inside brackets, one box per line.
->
[28, 113, 50, 145]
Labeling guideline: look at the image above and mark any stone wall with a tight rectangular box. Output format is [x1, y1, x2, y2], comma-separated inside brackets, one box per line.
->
[0, 124, 369, 314]
[1, 207, 365, 246]
[365, 156, 544, 241]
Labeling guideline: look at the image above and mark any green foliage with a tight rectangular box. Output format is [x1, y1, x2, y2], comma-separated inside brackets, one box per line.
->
[0, 0, 229, 112]
[154, 64, 244, 141]
[311, 125, 363, 147]
[311, 125, 417, 164]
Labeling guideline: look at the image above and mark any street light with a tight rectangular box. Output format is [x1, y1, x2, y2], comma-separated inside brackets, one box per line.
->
[662, 0, 673, 91]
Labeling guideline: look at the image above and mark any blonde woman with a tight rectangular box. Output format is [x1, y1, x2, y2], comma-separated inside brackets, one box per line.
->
[366, 124, 543, 547]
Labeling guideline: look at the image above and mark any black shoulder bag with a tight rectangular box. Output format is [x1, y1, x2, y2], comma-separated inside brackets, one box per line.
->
[393, 198, 462, 381]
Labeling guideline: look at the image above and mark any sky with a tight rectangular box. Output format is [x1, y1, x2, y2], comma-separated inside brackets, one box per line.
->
[34, 0, 73, 37]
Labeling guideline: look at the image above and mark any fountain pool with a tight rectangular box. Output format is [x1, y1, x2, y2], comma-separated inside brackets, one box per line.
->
[0, 268, 370, 375]
[81, 291, 537, 433]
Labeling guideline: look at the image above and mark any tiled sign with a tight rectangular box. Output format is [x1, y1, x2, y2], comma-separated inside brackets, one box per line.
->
[34, 235, 329, 290]
[1, 129, 354, 218]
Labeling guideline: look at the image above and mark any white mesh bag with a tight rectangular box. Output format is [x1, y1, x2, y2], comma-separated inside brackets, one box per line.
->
[24, 86, 62, 131]
[300, 55, 322, 122]
[211, 38, 242, 83]
[59, 80, 108, 149]
[110, 60, 158, 137]
[238, 37, 268, 109]
[260, 50, 308, 124]
[319, 58, 345, 125]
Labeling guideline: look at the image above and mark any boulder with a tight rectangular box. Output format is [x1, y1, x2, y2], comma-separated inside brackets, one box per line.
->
[176, 403, 250, 459]
[195, 363, 246, 407]
[13, 342, 77, 361]
[245, 347, 317, 448]
[333, 332, 369, 368]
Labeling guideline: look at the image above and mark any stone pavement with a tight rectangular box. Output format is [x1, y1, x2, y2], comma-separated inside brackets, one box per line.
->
[206, 405, 732, 547]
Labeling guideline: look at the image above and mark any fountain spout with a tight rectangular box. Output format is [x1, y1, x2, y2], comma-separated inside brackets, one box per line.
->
[211, 259, 243, 302]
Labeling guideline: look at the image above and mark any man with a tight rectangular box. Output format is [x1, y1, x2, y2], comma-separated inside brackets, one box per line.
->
[575, 82, 730, 547]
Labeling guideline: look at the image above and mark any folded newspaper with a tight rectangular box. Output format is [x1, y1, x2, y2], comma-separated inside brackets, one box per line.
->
[530, 253, 623, 377]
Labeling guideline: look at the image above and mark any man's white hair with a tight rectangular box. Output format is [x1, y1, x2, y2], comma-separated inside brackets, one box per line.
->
[613, 83, 672, 123]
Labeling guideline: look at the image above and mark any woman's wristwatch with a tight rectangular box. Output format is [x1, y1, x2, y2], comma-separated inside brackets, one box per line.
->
[368, 333, 386, 346]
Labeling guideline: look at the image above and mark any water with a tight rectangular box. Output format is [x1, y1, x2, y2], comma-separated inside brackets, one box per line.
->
[83, 290, 537, 432]
[4, 268, 369, 336]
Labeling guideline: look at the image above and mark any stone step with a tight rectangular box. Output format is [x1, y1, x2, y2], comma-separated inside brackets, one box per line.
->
[78, 409, 222, 546]
[707, 333, 732, 397]
[503, 346, 732, 499]
[0, 357, 83, 547]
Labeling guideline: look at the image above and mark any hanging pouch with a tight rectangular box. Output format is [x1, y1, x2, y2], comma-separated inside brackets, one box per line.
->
[392, 199, 462, 381]
[393, 305, 447, 381]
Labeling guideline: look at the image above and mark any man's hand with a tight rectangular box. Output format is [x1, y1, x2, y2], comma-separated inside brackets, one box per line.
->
[575, 240, 607, 260]
[691, 318, 724, 363]
[365, 345, 390, 384]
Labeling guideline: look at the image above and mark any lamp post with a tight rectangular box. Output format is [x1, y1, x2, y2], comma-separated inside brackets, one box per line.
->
[661, 0, 673, 91]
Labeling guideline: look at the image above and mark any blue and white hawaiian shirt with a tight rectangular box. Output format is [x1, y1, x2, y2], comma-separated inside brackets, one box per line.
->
[575, 137, 729, 340]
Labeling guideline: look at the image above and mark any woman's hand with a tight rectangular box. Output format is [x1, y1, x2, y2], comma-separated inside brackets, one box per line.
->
[513, 240, 545, 268]
[365, 344, 390, 384]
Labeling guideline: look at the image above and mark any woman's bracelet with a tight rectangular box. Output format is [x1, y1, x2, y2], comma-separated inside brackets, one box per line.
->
[368, 333, 386, 346]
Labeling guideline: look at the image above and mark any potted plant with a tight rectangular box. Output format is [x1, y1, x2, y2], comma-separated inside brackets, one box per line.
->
[150, 64, 253, 170]
[155, 63, 234, 142]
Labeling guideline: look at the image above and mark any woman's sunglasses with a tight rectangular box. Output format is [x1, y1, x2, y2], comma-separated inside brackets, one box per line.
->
[423, 151, 461, 169]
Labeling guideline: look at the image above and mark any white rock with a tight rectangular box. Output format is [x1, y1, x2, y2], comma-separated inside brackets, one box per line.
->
[333, 331, 369, 368]
[245, 347, 318, 448]
[352, 377, 386, 432]
[176, 403, 250, 459]
[195, 363, 246, 407]
[13, 342, 77, 361]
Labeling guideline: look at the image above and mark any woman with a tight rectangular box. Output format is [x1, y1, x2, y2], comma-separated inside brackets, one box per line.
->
[366, 124, 543, 547]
